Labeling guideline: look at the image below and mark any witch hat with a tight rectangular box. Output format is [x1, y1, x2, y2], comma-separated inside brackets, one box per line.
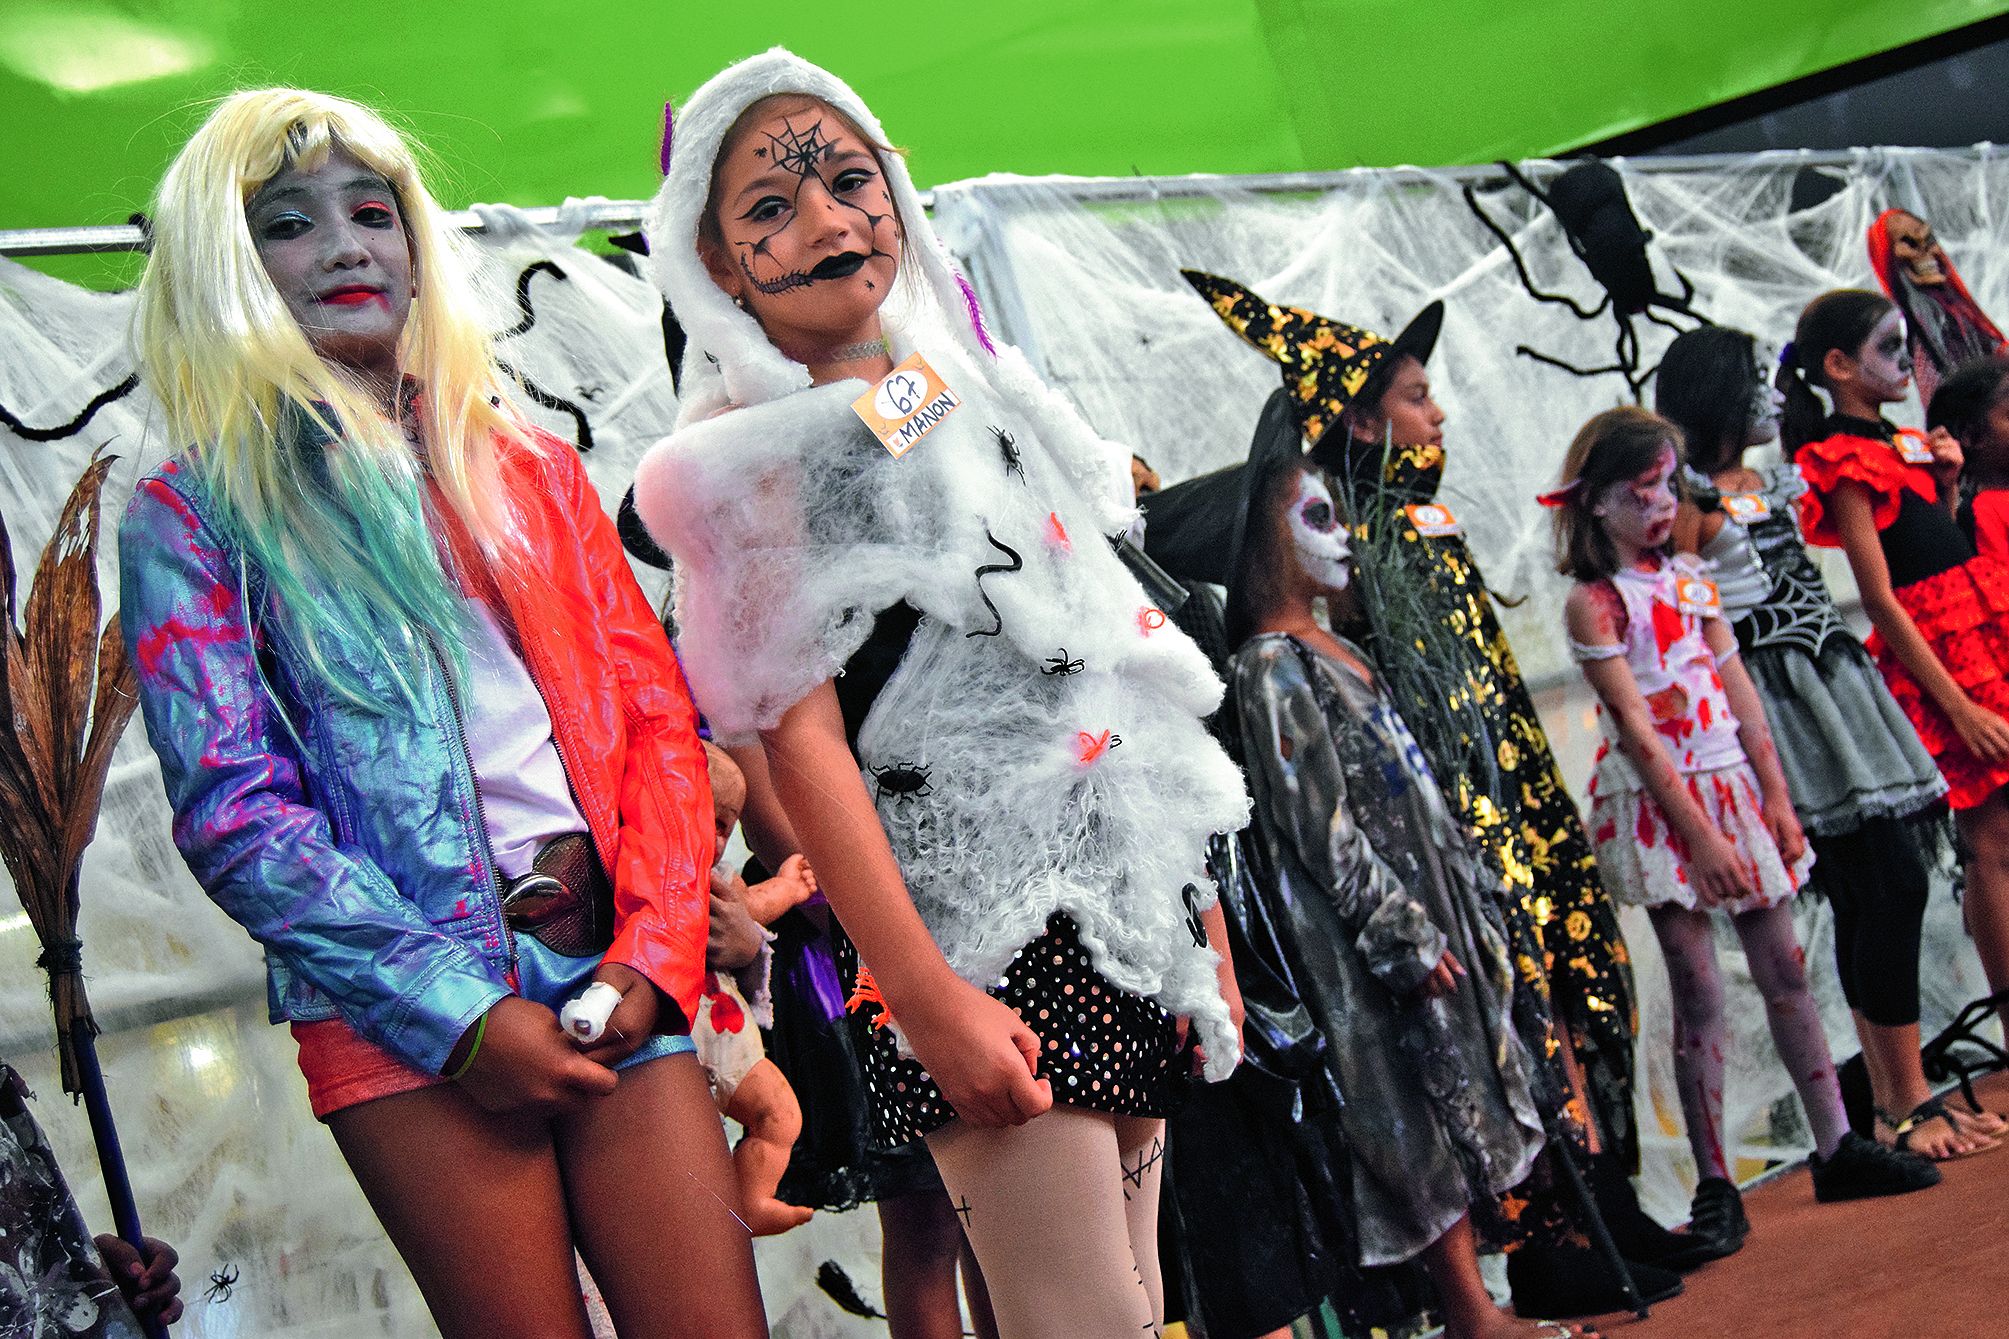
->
[1181, 269, 1442, 450]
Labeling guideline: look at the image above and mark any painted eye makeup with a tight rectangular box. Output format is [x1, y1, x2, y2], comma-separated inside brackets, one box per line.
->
[1299, 497, 1336, 531]
[258, 210, 312, 240]
[352, 200, 396, 228]
[742, 196, 789, 224]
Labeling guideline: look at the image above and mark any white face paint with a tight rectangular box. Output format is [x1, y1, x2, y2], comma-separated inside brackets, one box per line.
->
[1854, 307, 1913, 403]
[1592, 445, 1679, 556]
[1745, 359, 1784, 445]
[1287, 469, 1351, 590]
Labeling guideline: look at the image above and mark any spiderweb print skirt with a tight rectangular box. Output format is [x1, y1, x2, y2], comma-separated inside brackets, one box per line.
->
[1589, 761, 1814, 913]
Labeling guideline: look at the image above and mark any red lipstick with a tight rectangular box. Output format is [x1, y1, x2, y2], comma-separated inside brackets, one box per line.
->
[321, 285, 384, 307]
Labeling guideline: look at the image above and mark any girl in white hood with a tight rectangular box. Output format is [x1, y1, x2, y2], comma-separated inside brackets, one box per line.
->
[634, 48, 1247, 1337]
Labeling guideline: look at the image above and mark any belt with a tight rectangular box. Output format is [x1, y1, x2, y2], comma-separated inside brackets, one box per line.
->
[499, 832, 615, 958]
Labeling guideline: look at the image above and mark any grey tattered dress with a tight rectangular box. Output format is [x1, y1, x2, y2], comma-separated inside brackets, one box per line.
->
[1230, 632, 1545, 1267]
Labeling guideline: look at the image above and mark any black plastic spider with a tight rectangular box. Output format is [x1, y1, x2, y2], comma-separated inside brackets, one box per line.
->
[1464, 159, 1710, 401]
[990, 425, 1024, 481]
[1042, 649, 1085, 676]
[204, 1264, 239, 1304]
[869, 762, 933, 800]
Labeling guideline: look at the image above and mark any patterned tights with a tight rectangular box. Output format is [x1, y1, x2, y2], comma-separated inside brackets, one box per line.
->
[1648, 902, 1849, 1180]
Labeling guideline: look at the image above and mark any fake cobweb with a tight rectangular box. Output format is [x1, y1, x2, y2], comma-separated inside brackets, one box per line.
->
[934, 145, 2008, 1223]
[0, 208, 885, 1338]
[4, 146, 2007, 1337]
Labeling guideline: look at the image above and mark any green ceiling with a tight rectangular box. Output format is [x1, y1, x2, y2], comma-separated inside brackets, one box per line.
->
[2, 1, 2002, 289]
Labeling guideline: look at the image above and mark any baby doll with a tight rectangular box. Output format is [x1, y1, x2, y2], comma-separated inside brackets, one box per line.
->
[701, 742, 819, 1235]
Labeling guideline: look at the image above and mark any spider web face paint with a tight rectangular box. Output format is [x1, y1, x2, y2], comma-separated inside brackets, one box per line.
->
[718, 111, 901, 314]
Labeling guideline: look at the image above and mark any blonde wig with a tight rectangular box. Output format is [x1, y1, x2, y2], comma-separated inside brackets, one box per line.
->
[135, 88, 533, 706]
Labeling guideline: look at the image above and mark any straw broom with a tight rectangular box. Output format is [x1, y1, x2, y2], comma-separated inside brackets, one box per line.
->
[0, 450, 166, 1337]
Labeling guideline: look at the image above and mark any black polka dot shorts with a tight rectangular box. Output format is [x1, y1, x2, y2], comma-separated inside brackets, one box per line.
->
[842, 913, 1186, 1145]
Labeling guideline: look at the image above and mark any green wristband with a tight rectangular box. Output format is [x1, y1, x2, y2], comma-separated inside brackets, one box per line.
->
[447, 1013, 487, 1080]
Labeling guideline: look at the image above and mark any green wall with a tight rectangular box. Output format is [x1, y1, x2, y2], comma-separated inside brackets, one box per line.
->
[1, 1, 2002, 288]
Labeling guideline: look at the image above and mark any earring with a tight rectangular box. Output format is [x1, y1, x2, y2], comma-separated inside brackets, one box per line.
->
[733, 294, 747, 310]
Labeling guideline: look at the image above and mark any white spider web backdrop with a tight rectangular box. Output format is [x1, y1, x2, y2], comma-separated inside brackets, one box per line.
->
[1, 146, 2004, 1334]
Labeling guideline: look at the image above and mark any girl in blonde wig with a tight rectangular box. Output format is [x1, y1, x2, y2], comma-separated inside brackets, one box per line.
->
[122, 89, 766, 1336]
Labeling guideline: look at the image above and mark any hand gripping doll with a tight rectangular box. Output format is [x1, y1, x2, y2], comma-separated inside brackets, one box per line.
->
[632, 49, 1248, 1337]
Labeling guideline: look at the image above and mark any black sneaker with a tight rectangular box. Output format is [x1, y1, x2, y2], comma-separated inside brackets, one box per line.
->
[1810, 1130, 1941, 1202]
[1685, 1177, 1749, 1259]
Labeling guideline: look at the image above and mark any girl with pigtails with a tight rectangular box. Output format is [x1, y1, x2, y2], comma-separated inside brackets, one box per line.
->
[632, 49, 1246, 1337]
[1781, 288, 2009, 1111]
[120, 90, 764, 1337]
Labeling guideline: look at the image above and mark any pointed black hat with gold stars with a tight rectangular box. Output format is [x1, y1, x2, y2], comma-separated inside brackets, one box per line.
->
[1181, 269, 1443, 448]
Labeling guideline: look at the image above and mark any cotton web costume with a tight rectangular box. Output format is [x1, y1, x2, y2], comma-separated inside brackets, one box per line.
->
[632, 50, 1248, 1119]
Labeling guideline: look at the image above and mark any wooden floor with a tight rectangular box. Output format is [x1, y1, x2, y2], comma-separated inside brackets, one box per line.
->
[1588, 1072, 2009, 1339]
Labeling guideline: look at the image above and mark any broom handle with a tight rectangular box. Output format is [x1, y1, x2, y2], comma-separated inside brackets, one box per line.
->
[72, 1019, 171, 1339]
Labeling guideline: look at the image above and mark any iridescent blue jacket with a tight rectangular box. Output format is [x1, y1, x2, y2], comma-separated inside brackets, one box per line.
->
[118, 437, 714, 1076]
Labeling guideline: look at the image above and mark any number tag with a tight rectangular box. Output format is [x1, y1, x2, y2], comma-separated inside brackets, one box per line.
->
[1403, 502, 1463, 537]
[852, 352, 961, 458]
[1895, 428, 1935, 466]
[1676, 575, 1723, 618]
[1720, 493, 1771, 523]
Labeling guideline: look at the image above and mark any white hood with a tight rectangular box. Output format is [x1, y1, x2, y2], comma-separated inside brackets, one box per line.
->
[644, 47, 994, 416]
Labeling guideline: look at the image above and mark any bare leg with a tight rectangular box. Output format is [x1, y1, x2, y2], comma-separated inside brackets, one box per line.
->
[1957, 789, 2009, 995]
[329, 1086, 594, 1339]
[927, 1106, 1156, 1339]
[556, 1052, 768, 1339]
[960, 1237, 1001, 1339]
[1860, 1014, 1994, 1156]
[879, 1189, 971, 1339]
[1422, 1214, 1596, 1339]
[722, 1059, 815, 1235]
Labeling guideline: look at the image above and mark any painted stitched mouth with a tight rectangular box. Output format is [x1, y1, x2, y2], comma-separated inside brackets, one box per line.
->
[809, 252, 867, 280]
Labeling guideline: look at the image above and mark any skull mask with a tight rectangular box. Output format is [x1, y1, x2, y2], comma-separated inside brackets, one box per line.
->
[1888, 211, 1948, 287]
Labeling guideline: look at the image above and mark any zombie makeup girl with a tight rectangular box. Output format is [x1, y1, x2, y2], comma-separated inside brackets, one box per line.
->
[120, 89, 764, 1338]
[1552, 406, 1936, 1249]
[1783, 290, 2009, 1035]
[1660, 326, 1979, 1165]
[633, 49, 1247, 1337]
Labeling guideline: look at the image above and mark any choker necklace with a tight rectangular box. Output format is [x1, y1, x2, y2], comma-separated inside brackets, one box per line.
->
[786, 335, 889, 365]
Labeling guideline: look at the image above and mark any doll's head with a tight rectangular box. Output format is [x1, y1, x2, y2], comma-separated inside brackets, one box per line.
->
[1342, 354, 1447, 450]
[1776, 289, 1907, 448]
[703, 741, 748, 848]
[134, 89, 525, 710]
[695, 93, 905, 356]
[1550, 405, 1684, 581]
[1655, 325, 1780, 473]
[1927, 356, 2009, 486]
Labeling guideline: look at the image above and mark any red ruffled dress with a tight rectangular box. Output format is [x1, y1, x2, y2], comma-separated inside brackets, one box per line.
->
[1796, 414, 2009, 809]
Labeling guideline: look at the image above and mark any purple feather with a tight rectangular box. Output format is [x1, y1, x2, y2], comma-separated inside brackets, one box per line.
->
[659, 102, 674, 175]
[955, 271, 997, 355]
